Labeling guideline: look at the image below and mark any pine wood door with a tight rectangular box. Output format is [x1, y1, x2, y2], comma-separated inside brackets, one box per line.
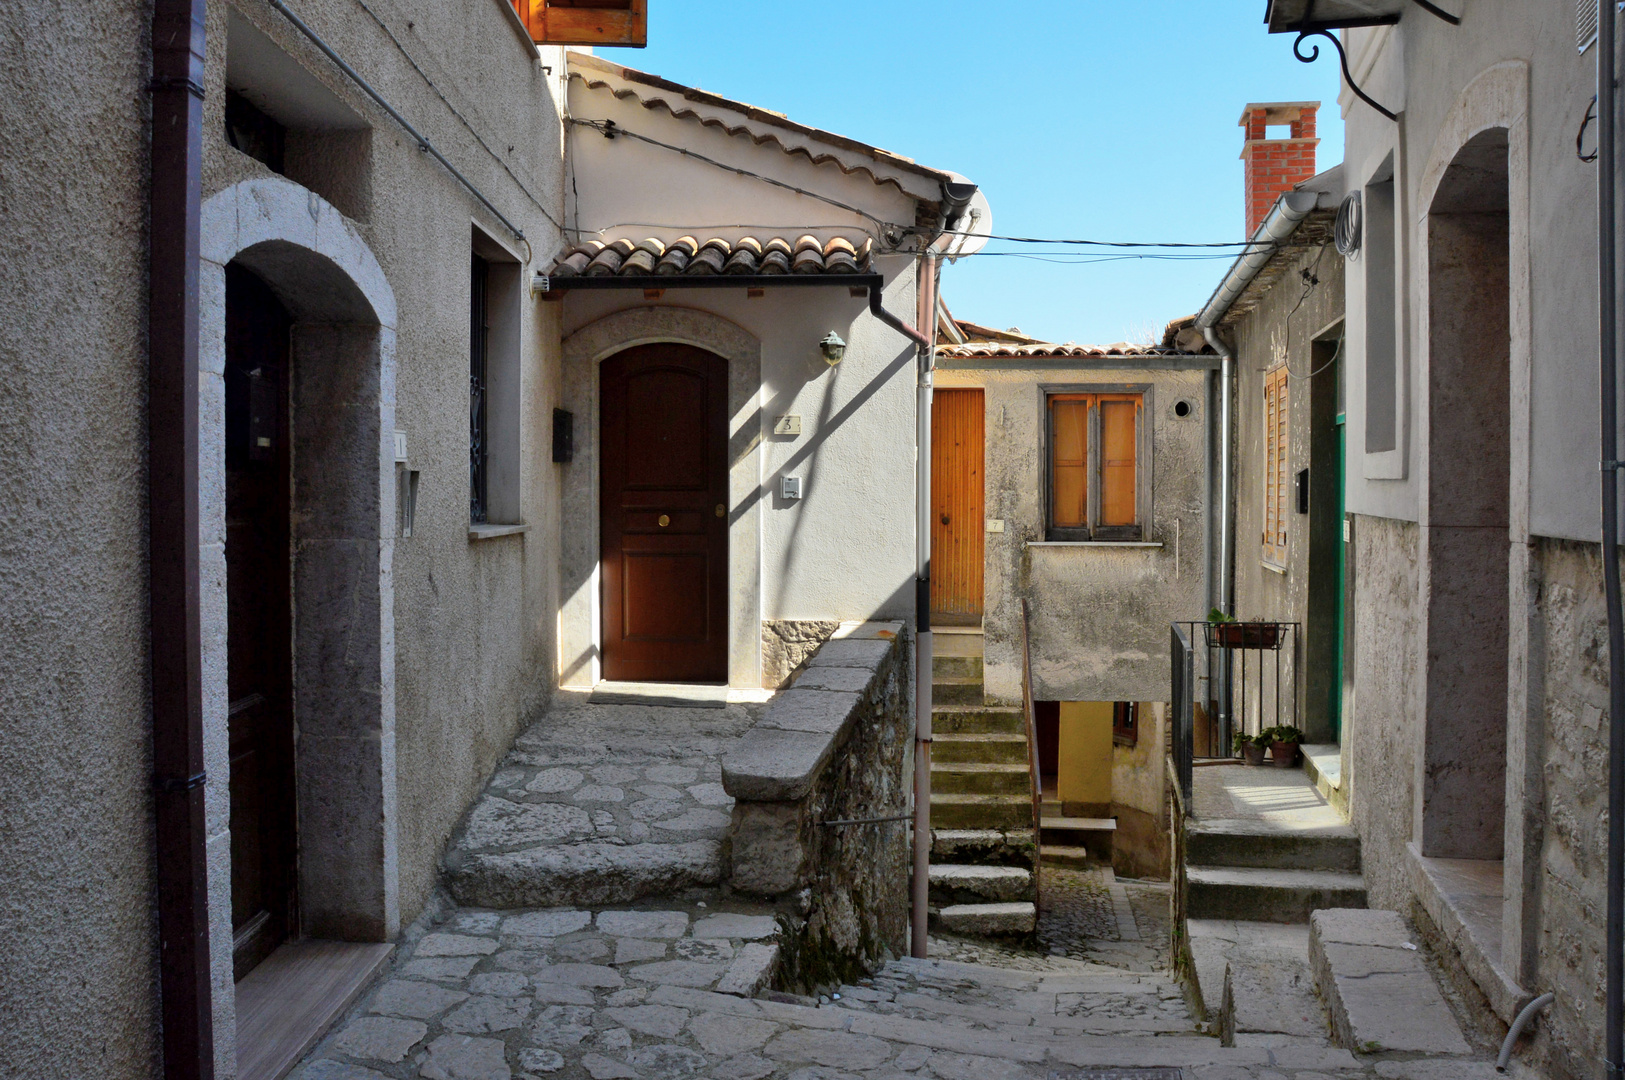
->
[225, 265, 298, 980]
[600, 344, 730, 682]
[931, 388, 985, 624]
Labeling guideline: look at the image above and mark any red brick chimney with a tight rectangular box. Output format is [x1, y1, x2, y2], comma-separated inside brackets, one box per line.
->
[1240, 102, 1319, 236]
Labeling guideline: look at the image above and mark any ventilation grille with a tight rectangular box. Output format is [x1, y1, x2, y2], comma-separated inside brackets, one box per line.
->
[1580, 0, 1599, 53]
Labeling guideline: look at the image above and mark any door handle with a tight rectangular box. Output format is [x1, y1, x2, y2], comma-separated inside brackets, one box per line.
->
[715, 503, 726, 518]
[658, 514, 670, 527]
[940, 513, 950, 525]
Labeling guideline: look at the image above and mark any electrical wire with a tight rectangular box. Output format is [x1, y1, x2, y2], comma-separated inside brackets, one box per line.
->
[349, 0, 566, 235]
[935, 228, 1275, 249]
[567, 117, 902, 243]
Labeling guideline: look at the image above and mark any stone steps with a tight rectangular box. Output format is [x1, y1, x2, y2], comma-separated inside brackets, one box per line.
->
[932, 732, 1029, 764]
[932, 653, 983, 680]
[1186, 866, 1368, 923]
[1039, 815, 1115, 861]
[1310, 908, 1470, 1054]
[932, 676, 984, 706]
[1186, 819, 1361, 872]
[930, 827, 1035, 867]
[928, 862, 1032, 904]
[933, 901, 1038, 936]
[932, 705, 1025, 734]
[1039, 844, 1094, 870]
[930, 792, 1034, 830]
[930, 761, 1031, 795]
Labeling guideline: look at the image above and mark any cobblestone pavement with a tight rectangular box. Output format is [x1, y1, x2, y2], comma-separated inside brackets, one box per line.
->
[291, 886, 1521, 1080]
[442, 695, 767, 909]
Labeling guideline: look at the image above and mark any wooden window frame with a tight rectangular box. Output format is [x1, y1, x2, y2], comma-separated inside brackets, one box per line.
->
[1113, 701, 1139, 747]
[1043, 385, 1149, 542]
[1263, 365, 1290, 566]
[514, 0, 647, 47]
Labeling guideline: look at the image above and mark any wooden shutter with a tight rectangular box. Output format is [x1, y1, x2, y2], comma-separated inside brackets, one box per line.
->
[515, 0, 647, 47]
[1050, 396, 1090, 534]
[1264, 367, 1289, 563]
[1097, 394, 1139, 537]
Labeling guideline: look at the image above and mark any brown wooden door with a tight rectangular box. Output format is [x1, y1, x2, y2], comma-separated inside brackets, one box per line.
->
[225, 264, 298, 980]
[601, 344, 729, 683]
[931, 388, 985, 624]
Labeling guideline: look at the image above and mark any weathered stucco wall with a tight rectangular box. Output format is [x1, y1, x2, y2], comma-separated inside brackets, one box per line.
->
[1112, 703, 1170, 879]
[0, 3, 160, 1076]
[1230, 244, 1346, 743]
[3, 1, 570, 1074]
[204, 0, 570, 944]
[935, 364, 1210, 704]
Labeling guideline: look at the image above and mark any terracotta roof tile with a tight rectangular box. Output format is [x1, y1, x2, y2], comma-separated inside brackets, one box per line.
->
[936, 342, 1208, 360]
[548, 236, 874, 279]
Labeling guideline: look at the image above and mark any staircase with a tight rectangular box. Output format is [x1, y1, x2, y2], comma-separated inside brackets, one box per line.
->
[927, 630, 1038, 935]
[1183, 763, 1370, 1043]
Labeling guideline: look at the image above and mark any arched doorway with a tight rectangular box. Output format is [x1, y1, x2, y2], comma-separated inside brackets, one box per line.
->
[1421, 127, 1511, 859]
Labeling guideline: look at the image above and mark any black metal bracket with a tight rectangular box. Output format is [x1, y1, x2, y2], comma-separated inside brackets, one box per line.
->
[1293, 29, 1399, 121]
[154, 771, 208, 794]
[1411, 0, 1461, 25]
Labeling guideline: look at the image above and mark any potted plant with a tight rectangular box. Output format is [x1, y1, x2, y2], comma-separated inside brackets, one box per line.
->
[1262, 724, 1303, 767]
[1233, 729, 1267, 767]
[1204, 609, 1282, 650]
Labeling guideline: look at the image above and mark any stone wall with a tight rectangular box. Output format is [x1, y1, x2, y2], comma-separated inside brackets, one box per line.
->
[1525, 536, 1615, 1079]
[1346, 515, 1421, 912]
[761, 620, 841, 690]
[722, 623, 911, 993]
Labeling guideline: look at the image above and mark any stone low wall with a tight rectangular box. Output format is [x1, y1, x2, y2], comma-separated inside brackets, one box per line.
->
[721, 621, 911, 993]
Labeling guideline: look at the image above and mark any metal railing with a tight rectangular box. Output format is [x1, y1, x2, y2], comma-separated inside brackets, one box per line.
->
[1171, 620, 1300, 774]
[1019, 599, 1042, 907]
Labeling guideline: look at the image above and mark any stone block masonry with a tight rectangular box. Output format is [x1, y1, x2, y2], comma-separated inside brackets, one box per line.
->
[723, 621, 912, 992]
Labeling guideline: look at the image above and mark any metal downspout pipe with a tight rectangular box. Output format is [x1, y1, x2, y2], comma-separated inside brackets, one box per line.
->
[1601, 1, 1625, 1076]
[148, 0, 213, 1075]
[912, 255, 938, 960]
[1203, 328, 1235, 619]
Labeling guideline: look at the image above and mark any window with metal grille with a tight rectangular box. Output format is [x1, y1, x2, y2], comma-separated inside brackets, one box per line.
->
[470, 254, 490, 524]
[1264, 366, 1290, 565]
[1046, 391, 1143, 541]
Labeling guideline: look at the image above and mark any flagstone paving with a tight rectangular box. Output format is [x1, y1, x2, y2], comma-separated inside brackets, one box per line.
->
[290, 892, 1519, 1080]
[441, 694, 767, 910]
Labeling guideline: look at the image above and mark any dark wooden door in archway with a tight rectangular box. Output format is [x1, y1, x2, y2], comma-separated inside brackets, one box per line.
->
[225, 264, 298, 979]
[600, 344, 729, 683]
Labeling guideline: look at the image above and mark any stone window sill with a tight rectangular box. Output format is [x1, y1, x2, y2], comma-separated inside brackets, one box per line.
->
[1263, 559, 1287, 575]
[1026, 540, 1164, 549]
[469, 523, 529, 541]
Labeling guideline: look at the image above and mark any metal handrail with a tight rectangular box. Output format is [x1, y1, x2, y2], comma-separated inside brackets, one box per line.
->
[1019, 600, 1042, 908]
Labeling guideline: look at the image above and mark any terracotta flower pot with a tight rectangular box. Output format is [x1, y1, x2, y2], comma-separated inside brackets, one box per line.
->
[1269, 740, 1299, 767]
[1206, 622, 1283, 650]
[1241, 743, 1267, 766]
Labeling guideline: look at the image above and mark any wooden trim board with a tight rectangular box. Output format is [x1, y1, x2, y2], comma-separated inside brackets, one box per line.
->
[236, 939, 394, 1080]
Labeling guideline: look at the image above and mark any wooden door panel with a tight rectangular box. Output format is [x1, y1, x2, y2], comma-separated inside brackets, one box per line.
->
[601, 345, 729, 682]
[930, 388, 985, 623]
[225, 264, 297, 981]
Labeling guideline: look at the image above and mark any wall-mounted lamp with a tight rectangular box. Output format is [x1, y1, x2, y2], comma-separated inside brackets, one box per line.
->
[819, 331, 847, 366]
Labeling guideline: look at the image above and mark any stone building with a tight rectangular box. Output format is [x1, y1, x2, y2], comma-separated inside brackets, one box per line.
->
[1255, 2, 1620, 1074]
[0, 6, 975, 1078]
[926, 313, 1213, 877]
[1192, 102, 1348, 752]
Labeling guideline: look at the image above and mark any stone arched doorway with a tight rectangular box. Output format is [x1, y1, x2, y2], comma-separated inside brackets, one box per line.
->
[199, 176, 398, 1052]
[1420, 126, 1512, 860]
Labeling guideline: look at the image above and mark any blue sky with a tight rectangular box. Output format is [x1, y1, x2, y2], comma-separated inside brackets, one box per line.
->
[604, 1, 1345, 345]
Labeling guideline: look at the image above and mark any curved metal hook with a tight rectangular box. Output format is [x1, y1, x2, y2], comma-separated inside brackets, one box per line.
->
[1292, 29, 1398, 122]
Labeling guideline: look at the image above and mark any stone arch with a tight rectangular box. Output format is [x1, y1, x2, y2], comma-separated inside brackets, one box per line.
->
[197, 177, 399, 1055]
[559, 306, 763, 689]
[1409, 61, 1540, 985]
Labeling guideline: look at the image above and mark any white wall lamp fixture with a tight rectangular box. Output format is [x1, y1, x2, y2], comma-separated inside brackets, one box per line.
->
[819, 331, 846, 366]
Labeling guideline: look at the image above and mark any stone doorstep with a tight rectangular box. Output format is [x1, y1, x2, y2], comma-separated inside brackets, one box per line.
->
[1406, 841, 1530, 1025]
[1185, 865, 1368, 923]
[445, 839, 725, 909]
[934, 901, 1037, 936]
[1310, 907, 1471, 1055]
[928, 863, 1033, 903]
